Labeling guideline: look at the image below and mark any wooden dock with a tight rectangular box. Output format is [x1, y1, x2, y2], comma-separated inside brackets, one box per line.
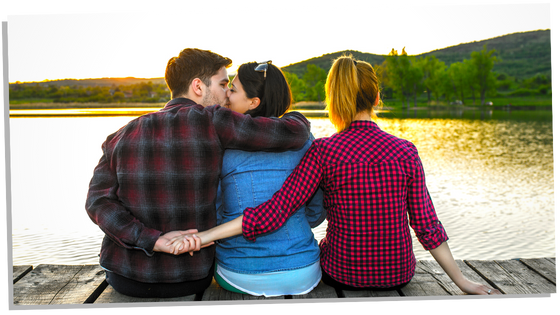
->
[11, 258, 556, 307]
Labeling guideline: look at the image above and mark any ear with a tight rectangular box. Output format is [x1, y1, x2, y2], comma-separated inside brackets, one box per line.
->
[374, 92, 380, 106]
[190, 78, 205, 97]
[248, 97, 261, 110]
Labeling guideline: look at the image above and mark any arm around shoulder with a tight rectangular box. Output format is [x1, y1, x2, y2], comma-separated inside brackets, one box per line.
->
[212, 107, 311, 151]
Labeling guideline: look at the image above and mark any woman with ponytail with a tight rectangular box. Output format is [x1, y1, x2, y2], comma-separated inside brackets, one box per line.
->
[171, 56, 499, 295]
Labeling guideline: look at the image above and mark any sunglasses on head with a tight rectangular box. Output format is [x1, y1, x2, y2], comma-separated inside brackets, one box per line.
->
[254, 60, 272, 79]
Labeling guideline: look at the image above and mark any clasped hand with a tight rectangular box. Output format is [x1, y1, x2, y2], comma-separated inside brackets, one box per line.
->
[153, 230, 213, 256]
[165, 232, 211, 255]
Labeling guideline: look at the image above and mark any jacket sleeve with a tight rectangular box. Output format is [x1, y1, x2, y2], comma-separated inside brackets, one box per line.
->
[212, 107, 311, 152]
[85, 133, 162, 256]
[305, 187, 326, 228]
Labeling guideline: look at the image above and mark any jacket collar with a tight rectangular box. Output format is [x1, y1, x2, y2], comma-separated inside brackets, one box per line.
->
[164, 97, 197, 109]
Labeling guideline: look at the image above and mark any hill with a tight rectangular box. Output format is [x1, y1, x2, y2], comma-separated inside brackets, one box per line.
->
[12, 30, 550, 88]
[282, 29, 550, 79]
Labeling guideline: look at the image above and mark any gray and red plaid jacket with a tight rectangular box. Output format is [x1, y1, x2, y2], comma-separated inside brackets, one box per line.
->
[86, 98, 310, 283]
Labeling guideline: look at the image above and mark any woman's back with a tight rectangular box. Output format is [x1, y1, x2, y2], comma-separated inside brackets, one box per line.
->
[216, 135, 325, 274]
[315, 120, 423, 287]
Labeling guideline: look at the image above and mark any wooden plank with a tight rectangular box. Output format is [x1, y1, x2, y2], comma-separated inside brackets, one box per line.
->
[417, 259, 495, 295]
[201, 279, 284, 301]
[520, 258, 556, 285]
[341, 289, 400, 298]
[292, 281, 338, 299]
[13, 264, 106, 305]
[13, 265, 33, 284]
[495, 260, 556, 294]
[94, 285, 196, 303]
[400, 272, 450, 296]
[465, 260, 539, 295]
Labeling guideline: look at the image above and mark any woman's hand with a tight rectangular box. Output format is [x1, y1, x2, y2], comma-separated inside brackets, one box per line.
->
[167, 233, 201, 256]
[429, 242, 502, 295]
[165, 233, 201, 256]
[457, 279, 502, 295]
[166, 231, 215, 255]
[154, 229, 199, 255]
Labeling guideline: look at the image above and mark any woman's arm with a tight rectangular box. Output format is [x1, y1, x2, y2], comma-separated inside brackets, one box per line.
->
[198, 216, 243, 245]
[242, 141, 324, 241]
[167, 217, 242, 254]
[429, 242, 501, 295]
[169, 141, 324, 252]
[305, 187, 326, 228]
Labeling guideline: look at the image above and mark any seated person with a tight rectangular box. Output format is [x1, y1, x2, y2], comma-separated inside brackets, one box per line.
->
[215, 61, 325, 297]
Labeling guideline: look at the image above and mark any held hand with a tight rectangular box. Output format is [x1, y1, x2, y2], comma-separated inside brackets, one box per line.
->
[168, 233, 200, 256]
[153, 229, 199, 255]
[166, 232, 215, 255]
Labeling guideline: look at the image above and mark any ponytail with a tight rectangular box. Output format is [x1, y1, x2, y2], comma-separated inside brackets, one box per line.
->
[325, 55, 380, 133]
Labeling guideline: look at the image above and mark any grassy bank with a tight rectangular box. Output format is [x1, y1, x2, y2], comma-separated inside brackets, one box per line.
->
[9, 95, 551, 110]
[9, 101, 166, 110]
[381, 95, 552, 108]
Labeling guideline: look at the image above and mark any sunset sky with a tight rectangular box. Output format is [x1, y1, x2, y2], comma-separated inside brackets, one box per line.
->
[2, 0, 553, 83]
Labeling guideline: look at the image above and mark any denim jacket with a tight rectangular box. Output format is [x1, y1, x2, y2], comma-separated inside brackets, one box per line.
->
[215, 134, 326, 274]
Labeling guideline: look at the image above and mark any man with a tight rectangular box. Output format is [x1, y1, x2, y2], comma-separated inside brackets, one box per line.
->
[85, 48, 310, 298]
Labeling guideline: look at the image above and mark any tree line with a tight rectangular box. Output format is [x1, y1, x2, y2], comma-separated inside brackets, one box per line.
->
[9, 45, 551, 107]
[283, 45, 551, 107]
[9, 81, 170, 104]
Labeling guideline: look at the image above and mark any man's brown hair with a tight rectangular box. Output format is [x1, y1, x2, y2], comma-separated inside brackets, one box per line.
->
[165, 48, 232, 99]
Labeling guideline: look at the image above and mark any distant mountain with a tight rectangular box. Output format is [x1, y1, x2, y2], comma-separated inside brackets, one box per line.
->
[282, 29, 551, 79]
[15, 30, 550, 88]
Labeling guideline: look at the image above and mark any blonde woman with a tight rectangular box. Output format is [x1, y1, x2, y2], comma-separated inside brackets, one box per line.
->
[171, 56, 500, 295]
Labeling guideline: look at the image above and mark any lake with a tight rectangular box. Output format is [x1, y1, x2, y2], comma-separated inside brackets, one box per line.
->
[8, 106, 555, 266]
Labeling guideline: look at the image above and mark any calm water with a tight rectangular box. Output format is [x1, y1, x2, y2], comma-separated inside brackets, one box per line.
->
[9, 108, 555, 266]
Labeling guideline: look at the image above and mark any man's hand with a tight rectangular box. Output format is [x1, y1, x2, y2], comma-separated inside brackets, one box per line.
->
[153, 229, 201, 255]
[166, 232, 215, 255]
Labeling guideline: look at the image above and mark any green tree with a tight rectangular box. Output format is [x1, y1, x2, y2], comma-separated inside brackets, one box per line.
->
[436, 67, 455, 103]
[302, 64, 327, 102]
[462, 59, 478, 105]
[419, 55, 446, 102]
[470, 45, 499, 105]
[284, 72, 306, 103]
[447, 61, 470, 104]
[112, 91, 125, 102]
[408, 58, 424, 107]
[385, 48, 423, 109]
[377, 60, 394, 99]
[385, 48, 408, 107]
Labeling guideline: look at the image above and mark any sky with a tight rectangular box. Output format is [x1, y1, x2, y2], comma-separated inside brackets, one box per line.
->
[2, 0, 554, 83]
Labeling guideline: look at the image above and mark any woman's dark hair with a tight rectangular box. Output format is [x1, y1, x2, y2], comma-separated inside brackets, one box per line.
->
[165, 48, 232, 98]
[236, 62, 292, 118]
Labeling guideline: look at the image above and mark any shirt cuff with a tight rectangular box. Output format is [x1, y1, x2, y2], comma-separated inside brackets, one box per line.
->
[417, 221, 449, 251]
[242, 208, 258, 242]
[135, 227, 163, 257]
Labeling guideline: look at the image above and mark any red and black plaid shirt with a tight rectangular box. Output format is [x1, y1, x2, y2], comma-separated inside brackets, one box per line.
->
[243, 120, 448, 288]
[86, 98, 310, 283]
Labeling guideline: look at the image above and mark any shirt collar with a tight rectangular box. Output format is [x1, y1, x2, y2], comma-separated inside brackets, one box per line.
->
[348, 120, 379, 130]
[163, 97, 197, 110]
